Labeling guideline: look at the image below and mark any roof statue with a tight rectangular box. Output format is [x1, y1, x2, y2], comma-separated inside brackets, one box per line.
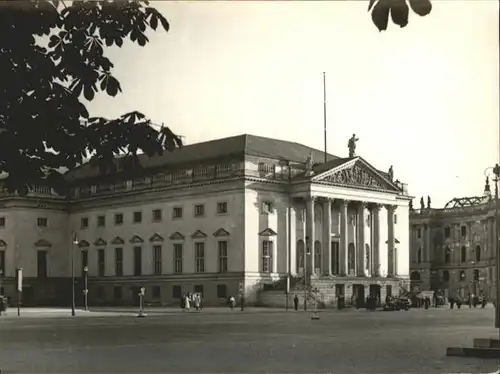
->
[348, 134, 359, 158]
[388, 165, 394, 182]
[427, 195, 431, 209]
[420, 197, 425, 210]
[409, 199, 413, 210]
[304, 151, 315, 177]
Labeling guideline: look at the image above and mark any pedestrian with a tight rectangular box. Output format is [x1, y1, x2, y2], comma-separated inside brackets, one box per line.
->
[185, 294, 191, 312]
[229, 296, 235, 310]
[194, 293, 200, 312]
[293, 295, 299, 311]
[469, 293, 473, 308]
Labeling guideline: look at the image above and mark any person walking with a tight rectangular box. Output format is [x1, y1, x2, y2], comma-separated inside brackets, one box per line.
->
[293, 295, 299, 311]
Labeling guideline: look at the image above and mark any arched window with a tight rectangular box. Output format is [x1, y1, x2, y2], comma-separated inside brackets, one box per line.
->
[443, 270, 450, 282]
[461, 246, 466, 263]
[314, 241, 321, 274]
[417, 247, 422, 263]
[475, 245, 481, 262]
[296, 240, 304, 273]
[444, 247, 451, 263]
[348, 243, 355, 275]
[410, 271, 421, 281]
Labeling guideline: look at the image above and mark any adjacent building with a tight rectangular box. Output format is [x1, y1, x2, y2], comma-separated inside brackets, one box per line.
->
[0, 134, 412, 307]
[409, 179, 497, 300]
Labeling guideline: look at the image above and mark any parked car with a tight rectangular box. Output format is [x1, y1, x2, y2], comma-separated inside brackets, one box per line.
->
[383, 296, 410, 311]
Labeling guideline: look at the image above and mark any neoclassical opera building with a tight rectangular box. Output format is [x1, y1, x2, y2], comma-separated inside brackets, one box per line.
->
[409, 180, 497, 300]
[0, 134, 412, 307]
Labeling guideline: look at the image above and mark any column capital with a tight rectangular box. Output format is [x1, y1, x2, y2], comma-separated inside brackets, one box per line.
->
[370, 203, 383, 212]
[385, 204, 397, 212]
[341, 199, 349, 208]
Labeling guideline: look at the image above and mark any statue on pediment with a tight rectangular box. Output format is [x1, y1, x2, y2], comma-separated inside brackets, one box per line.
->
[348, 134, 359, 158]
[427, 195, 431, 209]
[420, 197, 425, 210]
[305, 151, 314, 177]
[409, 199, 413, 211]
[388, 165, 394, 181]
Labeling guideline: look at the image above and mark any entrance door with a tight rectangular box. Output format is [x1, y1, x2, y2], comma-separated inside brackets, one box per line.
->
[331, 241, 339, 275]
[353, 284, 365, 308]
[369, 284, 381, 306]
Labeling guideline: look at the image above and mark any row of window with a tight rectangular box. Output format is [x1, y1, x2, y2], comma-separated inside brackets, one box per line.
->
[103, 283, 231, 301]
[74, 241, 230, 278]
[416, 225, 479, 240]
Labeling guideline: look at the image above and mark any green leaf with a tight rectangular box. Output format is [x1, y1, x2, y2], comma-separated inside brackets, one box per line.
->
[105, 75, 121, 97]
[150, 14, 158, 30]
[409, 0, 432, 16]
[371, 0, 390, 31]
[390, 0, 409, 28]
[368, 0, 377, 12]
[83, 85, 95, 101]
[158, 13, 170, 31]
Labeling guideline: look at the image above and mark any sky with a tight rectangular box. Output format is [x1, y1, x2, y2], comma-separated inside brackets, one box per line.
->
[86, 0, 499, 208]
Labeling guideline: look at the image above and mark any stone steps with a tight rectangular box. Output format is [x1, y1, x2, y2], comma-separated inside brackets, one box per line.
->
[447, 338, 500, 359]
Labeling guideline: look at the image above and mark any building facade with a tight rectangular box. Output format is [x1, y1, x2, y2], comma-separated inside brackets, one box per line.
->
[409, 181, 497, 300]
[0, 134, 412, 307]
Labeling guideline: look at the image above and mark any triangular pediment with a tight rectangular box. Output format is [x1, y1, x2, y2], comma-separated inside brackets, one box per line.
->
[129, 235, 144, 244]
[259, 228, 278, 236]
[213, 228, 230, 237]
[78, 240, 90, 248]
[110, 236, 125, 245]
[312, 158, 400, 192]
[0, 239, 7, 246]
[170, 232, 185, 240]
[94, 238, 107, 246]
[35, 239, 52, 247]
[191, 230, 207, 239]
[149, 233, 164, 242]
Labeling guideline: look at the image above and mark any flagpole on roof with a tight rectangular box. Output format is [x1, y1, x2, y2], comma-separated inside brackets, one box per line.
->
[323, 72, 327, 164]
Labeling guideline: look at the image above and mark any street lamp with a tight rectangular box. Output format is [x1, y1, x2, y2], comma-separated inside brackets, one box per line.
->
[484, 164, 500, 334]
[304, 236, 311, 311]
[71, 234, 78, 317]
[83, 266, 88, 311]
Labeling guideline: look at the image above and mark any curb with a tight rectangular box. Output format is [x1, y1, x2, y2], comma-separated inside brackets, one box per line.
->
[446, 346, 500, 358]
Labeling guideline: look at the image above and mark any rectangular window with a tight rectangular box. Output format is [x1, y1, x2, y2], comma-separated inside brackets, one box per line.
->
[115, 248, 123, 276]
[217, 284, 227, 298]
[262, 202, 273, 214]
[97, 249, 105, 277]
[218, 240, 228, 273]
[152, 286, 161, 299]
[133, 246, 142, 276]
[194, 204, 205, 217]
[80, 217, 89, 229]
[394, 214, 397, 225]
[262, 240, 273, 273]
[0, 250, 5, 275]
[331, 241, 340, 275]
[152, 209, 162, 222]
[172, 207, 183, 219]
[153, 245, 162, 275]
[37, 250, 48, 278]
[81, 250, 88, 276]
[461, 226, 467, 238]
[173, 243, 183, 273]
[114, 286, 122, 300]
[114, 213, 123, 225]
[97, 215, 105, 227]
[217, 202, 228, 214]
[133, 211, 142, 223]
[195, 242, 205, 273]
[444, 227, 451, 238]
[172, 285, 182, 299]
[37, 217, 48, 227]
[0, 217, 6, 228]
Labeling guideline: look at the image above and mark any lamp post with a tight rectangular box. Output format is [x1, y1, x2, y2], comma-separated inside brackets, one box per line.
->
[485, 164, 500, 334]
[71, 234, 78, 317]
[83, 266, 88, 311]
[304, 236, 311, 311]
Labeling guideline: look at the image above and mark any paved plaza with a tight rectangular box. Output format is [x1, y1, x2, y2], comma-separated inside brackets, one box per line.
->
[1, 307, 499, 373]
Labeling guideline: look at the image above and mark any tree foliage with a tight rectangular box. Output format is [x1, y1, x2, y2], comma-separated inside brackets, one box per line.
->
[0, 0, 182, 196]
[369, 0, 432, 31]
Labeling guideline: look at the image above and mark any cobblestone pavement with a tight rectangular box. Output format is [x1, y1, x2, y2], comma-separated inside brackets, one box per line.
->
[1, 307, 499, 373]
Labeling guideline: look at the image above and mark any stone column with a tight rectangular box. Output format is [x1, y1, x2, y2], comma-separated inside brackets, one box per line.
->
[323, 199, 332, 275]
[372, 204, 381, 277]
[425, 223, 431, 263]
[305, 196, 315, 274]
[386, 205, 396, 277]
[340, 200, 349, 276]
[357, 202, 366, 276]
[289, 207, 297, 275]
